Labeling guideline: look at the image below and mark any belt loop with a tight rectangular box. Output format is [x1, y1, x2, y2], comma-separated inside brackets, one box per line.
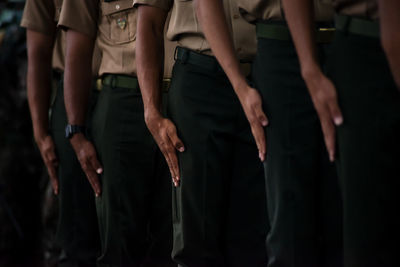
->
[110, 75, 116, 89]
[174, 46, 178, 61]
[181, 48, 189, 64]
[342, 15, 351, 35]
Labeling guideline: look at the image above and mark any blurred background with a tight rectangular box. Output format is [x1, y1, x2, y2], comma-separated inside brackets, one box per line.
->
[0, 0, 61, 266]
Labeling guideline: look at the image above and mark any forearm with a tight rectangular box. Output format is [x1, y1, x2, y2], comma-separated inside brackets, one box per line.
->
[194, 0, 248, 95]
[281, 0, 322, 81]
[26, 30, 54, 140]
[64, 29, 94, 125]
[379, 0, 400, 89]
[136, 5, 168, 119]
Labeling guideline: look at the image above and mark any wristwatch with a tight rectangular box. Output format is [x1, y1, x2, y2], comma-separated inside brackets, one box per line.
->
[65, 124, 87, 139]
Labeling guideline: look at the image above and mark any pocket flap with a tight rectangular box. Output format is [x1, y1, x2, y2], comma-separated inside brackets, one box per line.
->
[102, 0, 135, 16]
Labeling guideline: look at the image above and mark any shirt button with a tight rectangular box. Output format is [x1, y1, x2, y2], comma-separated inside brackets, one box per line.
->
[116, 4, 120, 10]
[233, 14, 240, 19]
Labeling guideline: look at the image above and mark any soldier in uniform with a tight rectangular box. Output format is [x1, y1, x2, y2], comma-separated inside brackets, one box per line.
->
[193, 0, 344, 266]
[21, 0, 101, 266]
[58, 0, 176, 266]
[282, 0, 400, 266]
[135, 0, 269, 266]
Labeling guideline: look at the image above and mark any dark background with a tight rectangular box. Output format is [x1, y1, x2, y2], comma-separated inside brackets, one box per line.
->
[0, 1, 60, 266]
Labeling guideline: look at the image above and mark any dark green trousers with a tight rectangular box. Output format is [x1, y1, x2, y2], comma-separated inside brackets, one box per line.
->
[327, 30, 400, 267]
[50, 78, 100, 267]
[253, 33, 343, 267]
[168, 49, 269, 267]
[91, 80, 174, 267]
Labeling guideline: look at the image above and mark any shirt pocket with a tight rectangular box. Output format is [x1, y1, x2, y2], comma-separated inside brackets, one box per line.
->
[100, 0, 136, 44]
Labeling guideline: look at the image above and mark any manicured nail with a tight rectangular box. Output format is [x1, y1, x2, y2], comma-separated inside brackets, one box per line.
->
[334, 117, 343, 126]
[96, 168, 103, 174]
[179, 147, 185, 152]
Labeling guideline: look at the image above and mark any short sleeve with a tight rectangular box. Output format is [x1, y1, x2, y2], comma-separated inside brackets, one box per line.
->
[20, 0, 57, 35]
[58, 0, 99, 39]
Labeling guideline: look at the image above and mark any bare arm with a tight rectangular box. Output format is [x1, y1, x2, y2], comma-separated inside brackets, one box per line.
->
[282, 0, 343, 161]
[64, 29, 102, 196]
[194, 0, 268, 161]
[137, 5, 184, 186]
[379, 0, 400, 90]
[26, 29, 59, 194]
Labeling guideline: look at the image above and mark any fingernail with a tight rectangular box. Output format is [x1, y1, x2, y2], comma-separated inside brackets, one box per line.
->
[262, 120, 268, 126]
[95, 193, 99, 197]
[334, 117, 343, 126]
[329, 153, 334, 162]
[96, 168, 103, 174]
[179, 147, 185, 152]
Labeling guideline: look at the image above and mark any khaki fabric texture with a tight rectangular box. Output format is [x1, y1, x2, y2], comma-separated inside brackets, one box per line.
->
[135, 0, 257, 61]
[239, 0, 334, 22]
[332, 0, 378, 20]
[21, 0, 65, 71]
[59, 0, 175, 78]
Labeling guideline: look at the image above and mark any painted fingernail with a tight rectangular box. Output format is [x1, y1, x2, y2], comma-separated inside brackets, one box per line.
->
[334, 117, 343, 126]
[96, 168, 103, 174]
[179, 147, 185, 152]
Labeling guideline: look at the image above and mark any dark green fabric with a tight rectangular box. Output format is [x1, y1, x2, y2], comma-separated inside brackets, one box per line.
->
[335, 15, 379, 39]
[102, 74, 139, 90]
[253, 35, 343, 267]
[168, 51, 269, 267]
[91, 82, 174, 267]
[50, 78, 100, 265]
[327, 30, 400, 267]
[256, 23, 335, 43]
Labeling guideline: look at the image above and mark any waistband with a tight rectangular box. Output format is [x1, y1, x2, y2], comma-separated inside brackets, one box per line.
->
[174, 46, 252, 76]
[335, 15, 380, 39]
[256, 21, 335, 43]
[100, 74, 170, 92]
[175, 46, 224, 73]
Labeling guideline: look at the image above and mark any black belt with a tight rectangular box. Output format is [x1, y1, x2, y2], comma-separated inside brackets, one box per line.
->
[101, 74, 170, 92]
[335, 15, 379, 38]
[256, 21, 335, 43]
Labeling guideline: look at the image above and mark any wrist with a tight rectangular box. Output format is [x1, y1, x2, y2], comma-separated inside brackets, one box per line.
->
[232, 77, 251, 98]
[69, 132, 87, 147]
[33, 128, 49, 144]
[301, 61, 322, 83]
[144, 106, 163, 124]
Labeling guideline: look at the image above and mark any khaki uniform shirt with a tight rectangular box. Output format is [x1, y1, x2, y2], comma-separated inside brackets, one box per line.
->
[134, 0, 257, 62]
[58, 0, 176, 78]
[239, 0, 333, 23]
[21, 0, 66, 71]
[332, 0, 378, 20]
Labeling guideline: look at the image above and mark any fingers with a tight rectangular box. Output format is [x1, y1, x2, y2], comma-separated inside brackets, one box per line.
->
[46, 160, 59, 195]
[168, 129, 185, 153]
[41, 140, 59, 195]
[83, 166, 102, 197]
[254, 104, 269, 127]
[88, 155, 103, 197]
[71, 138, 102, 197]
[249, 120, 267, 162]
[319, 111, 337, 162]
[159, 138, 180, 187]
[328, 98, 343, 127]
